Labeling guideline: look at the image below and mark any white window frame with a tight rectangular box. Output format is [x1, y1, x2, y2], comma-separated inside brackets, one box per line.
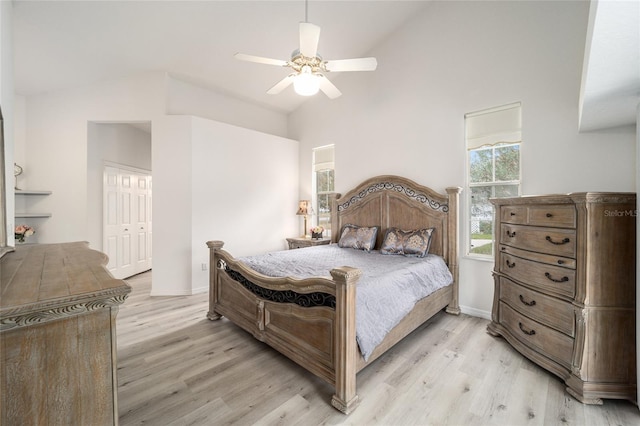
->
[465, 103, 522, 259]
[312, 145, 335, 234]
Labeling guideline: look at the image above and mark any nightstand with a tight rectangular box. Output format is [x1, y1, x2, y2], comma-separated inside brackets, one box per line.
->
[286, 237, 331, 250]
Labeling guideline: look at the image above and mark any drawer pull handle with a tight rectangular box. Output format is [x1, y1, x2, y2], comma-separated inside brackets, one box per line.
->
[510, 212, 516, 216]
[518, 322, 536, 336]
[545, 272, 569, 283]
[519, 295, 536, 306]
[557, 259, 565, 265]
[506, 230, 516, 238]
[506, 259, 516, 268]
[546, 213, 553, 218]
[545, 236, 570, 245]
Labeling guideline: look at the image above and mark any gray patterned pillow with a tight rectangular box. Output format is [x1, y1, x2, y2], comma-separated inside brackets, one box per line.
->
[380, 227, 435, 257]
[338, 224, 379, 252]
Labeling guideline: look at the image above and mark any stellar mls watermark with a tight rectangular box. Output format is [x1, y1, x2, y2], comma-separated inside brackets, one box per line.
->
[604, 209, 637, 217]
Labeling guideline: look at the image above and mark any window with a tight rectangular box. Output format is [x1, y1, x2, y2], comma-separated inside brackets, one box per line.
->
[465, 103, 521, 257]
[312, 145, 335, 232]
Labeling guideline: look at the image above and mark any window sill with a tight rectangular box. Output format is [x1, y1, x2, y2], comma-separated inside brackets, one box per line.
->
[462, 254, 494, 263]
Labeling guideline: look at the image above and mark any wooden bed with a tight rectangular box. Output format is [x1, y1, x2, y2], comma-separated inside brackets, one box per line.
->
[206, 175, 461, 414]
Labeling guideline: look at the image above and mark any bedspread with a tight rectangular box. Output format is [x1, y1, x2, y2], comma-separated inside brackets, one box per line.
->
[238, 244, 453, 360]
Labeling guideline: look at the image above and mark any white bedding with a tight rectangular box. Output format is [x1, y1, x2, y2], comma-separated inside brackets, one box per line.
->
[238, 244, 453, 360]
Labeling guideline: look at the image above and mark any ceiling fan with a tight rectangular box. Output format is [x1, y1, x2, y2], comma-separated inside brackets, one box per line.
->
[234, 4, 377, 99]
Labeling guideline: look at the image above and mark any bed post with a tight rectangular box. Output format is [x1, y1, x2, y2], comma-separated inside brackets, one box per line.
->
[445, 187, 462, 315]
[329, 192, 342, 243]
[330, 266, 362, 414]
[206, 240, 224, 320]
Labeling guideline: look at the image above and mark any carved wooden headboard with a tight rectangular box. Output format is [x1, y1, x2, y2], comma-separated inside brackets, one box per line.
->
[329, 175, 461, 269]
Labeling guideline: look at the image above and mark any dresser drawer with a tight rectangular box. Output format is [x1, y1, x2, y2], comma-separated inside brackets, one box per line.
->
[500, 224, 576, 258]
[499, 302, 574, 369]
[499, 245, 576, 269]
[528, 205, 576, 228]
[289, 241, 308, 249]
[501, 206, 528, 225]
[499, 277, 575, 336]
[499, 252, 576, 298]
[501, 204, 576, 228]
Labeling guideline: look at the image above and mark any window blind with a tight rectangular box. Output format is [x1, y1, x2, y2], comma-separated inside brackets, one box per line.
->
[313, 145, 334, 172]
[465, 102, 522, 150]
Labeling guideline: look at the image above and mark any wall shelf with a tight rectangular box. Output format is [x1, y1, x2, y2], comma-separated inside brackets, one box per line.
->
[15, 213, 52, 218]
[15, 190, 53, 221]
[15, 190, 52, 196]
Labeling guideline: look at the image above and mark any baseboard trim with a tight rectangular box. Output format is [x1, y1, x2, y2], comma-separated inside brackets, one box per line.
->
[460, 305, 491, 320]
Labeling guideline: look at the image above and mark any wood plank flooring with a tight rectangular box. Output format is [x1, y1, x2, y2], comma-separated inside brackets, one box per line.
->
[116, 272, 640, 425]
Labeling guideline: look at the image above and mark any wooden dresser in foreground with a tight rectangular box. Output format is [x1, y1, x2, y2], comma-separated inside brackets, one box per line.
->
[1, 242, 131, 425]
[488, 193, 636, 404]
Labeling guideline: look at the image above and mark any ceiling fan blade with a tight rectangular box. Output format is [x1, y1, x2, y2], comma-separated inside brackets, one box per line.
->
[325, 57, 378, 72]
[317, 74, 342, 99]
[299, 22, 321, 58]
[234, 53, 288, 67]
[267, 74, 296, 95]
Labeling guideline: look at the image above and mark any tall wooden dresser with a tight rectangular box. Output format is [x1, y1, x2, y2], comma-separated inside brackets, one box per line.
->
[1, 242, 131, 425]
[488, 193, 636, 404]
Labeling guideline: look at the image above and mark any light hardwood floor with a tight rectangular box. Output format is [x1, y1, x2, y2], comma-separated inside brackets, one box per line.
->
[117, 272, 639, 425]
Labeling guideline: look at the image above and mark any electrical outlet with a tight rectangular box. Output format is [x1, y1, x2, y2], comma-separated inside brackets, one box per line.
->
[201, 263, 207, 271]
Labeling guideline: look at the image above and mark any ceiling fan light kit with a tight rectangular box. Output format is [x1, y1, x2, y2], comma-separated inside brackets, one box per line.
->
[235, 3, 377, 99]
[293, 65, 320, 96]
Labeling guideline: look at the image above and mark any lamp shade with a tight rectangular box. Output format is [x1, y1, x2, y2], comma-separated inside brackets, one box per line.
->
[296, 200, 309, 215]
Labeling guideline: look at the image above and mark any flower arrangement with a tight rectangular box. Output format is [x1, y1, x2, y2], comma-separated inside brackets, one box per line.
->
[310, 226, 324, 239]
[15, 224, 35, 243]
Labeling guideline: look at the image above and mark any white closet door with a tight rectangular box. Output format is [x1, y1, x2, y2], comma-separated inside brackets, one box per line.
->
[134, 175, 150, 272]
[104, 166, 120, 275]
[119, 172, 136, 278]
[103, 166, 152, 279]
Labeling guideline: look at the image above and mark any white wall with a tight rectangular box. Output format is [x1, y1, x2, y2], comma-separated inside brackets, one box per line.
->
[288, 0, 636, 317]
[18, 71, 290, 246]
[190, 116, 298, 293]
[151, 115, 193, 295]
[151, 115, 298, 295]
[86, 122, 152, 251]
[167, 76, 288, 138]
[16, 71, 295, 295]
[18, 72, 166, 245]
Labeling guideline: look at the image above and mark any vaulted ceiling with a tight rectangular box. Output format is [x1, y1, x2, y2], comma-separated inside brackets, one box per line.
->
[13, 0, 429, 114]
[12, 1, 639, 129]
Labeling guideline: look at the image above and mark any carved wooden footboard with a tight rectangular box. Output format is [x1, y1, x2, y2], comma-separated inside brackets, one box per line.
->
[206, 240, 362, 414]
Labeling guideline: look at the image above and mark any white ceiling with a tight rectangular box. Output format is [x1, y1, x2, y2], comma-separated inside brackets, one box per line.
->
[12, 0, 430, 114]
[13, 1, 639, 129]
[580, 0, 640, 131]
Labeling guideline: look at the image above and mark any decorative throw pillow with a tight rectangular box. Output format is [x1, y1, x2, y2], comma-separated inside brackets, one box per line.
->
[380, 227, 435, 257]
[337, 224, 379, 252]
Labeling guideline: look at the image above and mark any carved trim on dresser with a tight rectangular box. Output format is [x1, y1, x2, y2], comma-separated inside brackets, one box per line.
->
[571, 308, 587, 377]
[0, 294, 128, 331]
